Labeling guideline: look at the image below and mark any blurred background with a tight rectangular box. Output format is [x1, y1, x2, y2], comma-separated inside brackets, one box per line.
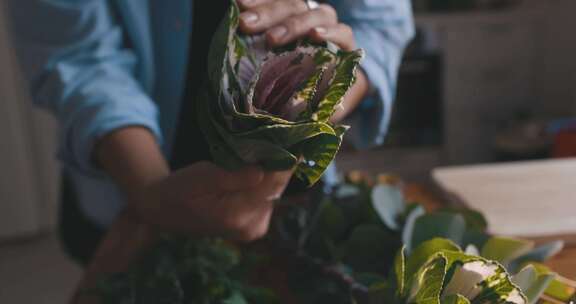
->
[0, 0, 575, 303]
[338, 0, 576, 181]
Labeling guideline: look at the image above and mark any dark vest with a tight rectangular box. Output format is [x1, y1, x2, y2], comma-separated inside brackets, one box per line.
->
[171, 1, 230, 169]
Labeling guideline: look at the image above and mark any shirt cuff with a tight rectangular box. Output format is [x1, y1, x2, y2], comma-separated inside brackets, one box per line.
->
[58, 94, 162, 177]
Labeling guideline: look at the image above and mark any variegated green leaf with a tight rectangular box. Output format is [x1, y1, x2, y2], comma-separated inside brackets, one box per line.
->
[410, 254, 447, 304]
[312, 49, 364, 122]
[196, 0, 361, 186]
[394, 246, 406, 297]
[442, 252, 528, 304]
[406, 239, 461, 281]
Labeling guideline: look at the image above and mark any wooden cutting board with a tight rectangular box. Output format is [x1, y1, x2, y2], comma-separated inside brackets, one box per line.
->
[432, 158, 576, 243]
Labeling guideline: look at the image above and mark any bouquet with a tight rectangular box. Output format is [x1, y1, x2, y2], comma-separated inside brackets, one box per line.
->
[197, 0, 363, 186]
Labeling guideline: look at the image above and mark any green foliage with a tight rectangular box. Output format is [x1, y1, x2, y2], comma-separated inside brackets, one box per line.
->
[528, 263, 576, 303]
[96, 173, 574, 304]
[404, 239, 461, 289]
[97, 238, 277, 304]
[512, 265, 556, 304]
[371, 184, 406, 231]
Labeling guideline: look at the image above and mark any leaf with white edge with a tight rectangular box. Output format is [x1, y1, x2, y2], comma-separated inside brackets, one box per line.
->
[481, 237, 534, 266]
[442, 260, 500, 300]
[292, 126, 347, 186]
[409, 254, 448, 304]
[371, 184, 405, 230]
[442, 294, 471, 304]
[394, 246, 406, 297]
[439, 251, 527, 304]
[473, 274, 527, 304]
[312, 49, 364, 122]
[512, 265, 555, 304]
[405, 238, 461, 291]
[402, 205, 426, 253]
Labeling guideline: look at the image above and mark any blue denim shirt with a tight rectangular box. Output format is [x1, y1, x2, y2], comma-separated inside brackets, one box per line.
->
[5, 0, 414, 228]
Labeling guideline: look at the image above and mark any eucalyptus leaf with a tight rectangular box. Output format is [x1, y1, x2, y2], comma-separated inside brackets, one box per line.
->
[401, 205, 426, 253]
[437, 208, 488, 232]
[480, 237, 534, 266]
[512, 265, 555, 304]
[371, 184, 405, 231]
[409, 213, 467, 251]
[528, 263, 576, 302]
[507, 241, 564, 273]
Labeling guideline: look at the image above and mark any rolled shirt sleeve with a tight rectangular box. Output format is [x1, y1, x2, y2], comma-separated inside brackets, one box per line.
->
[330, 0, 415, 149]
[5, 0, 162, 176]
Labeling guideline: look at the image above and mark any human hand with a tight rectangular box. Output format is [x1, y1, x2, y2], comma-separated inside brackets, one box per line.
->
[238, 0, 357, 51]
[133, 161, 293, 242]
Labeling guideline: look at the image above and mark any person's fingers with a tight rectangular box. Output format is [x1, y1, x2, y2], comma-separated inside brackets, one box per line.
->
[309, 23, 356, 51]
[181, 162, 264, 193]
[216, 165, 265, 191]
[266, 4, 338, 47]
[239, 0, 308, 34]
[237, 0, 274, 10]
[216, 189, 271, 239]
[258, 169, 294, 200]
[243, 203, 275, 242]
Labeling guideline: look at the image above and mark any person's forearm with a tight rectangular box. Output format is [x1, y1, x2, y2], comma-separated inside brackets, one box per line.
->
[331, 69, 370, 123]
[95, 127, 170, 203]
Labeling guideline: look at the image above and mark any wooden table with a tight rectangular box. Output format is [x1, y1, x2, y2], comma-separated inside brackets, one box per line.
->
[406, 158, 576, 280]
[433, 159, 576, 241]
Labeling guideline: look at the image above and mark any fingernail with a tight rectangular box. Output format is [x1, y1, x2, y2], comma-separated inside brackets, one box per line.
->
[269, 26, 288, 40]
[314, 27, 327, 35]
[240, 12, 259, 24]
